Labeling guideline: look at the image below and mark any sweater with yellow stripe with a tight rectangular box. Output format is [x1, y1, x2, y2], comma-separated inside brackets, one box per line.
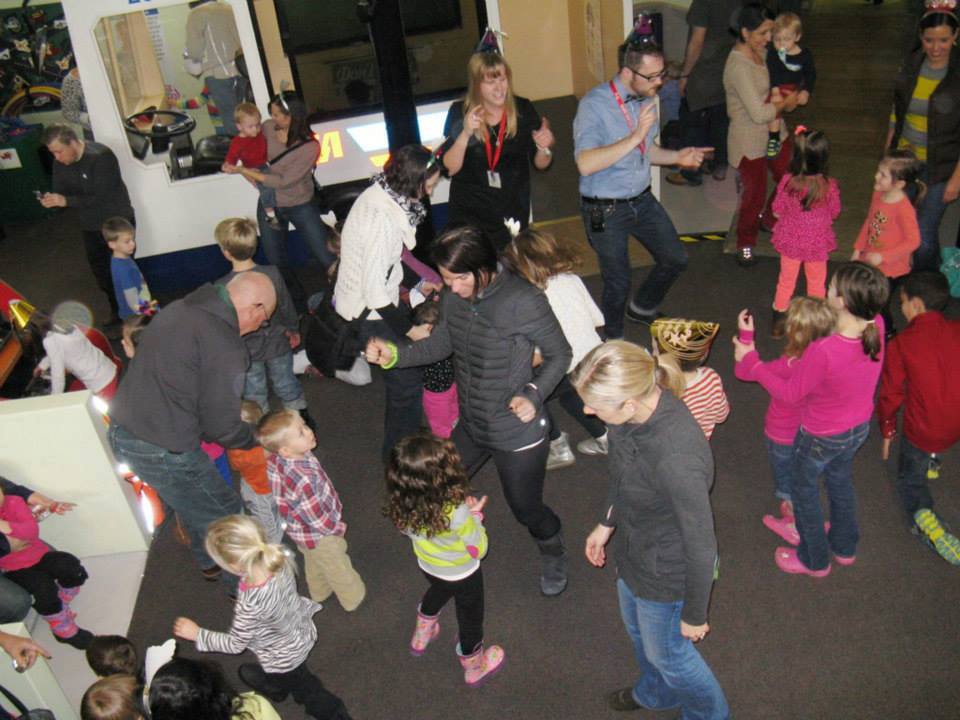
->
[406, 503, 487, 581]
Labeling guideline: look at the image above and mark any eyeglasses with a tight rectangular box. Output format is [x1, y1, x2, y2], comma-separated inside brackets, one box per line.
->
[628, 66, 667, 82]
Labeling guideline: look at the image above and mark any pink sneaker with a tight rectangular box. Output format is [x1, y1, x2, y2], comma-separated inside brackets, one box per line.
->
[763, 515, 800, 545]
[833, 553, 856, 566]
[774, 547, 831, 577]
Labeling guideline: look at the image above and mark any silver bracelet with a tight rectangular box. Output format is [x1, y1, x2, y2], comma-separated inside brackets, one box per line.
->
[536, 145, 553, 157]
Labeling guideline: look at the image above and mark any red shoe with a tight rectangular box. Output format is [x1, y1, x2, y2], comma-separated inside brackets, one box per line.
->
[775, 547, 831, 577]
[833, 553, 856, 566]
[763, 514, 799, 545]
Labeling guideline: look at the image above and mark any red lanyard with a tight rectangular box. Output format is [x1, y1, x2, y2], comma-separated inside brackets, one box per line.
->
[483, 110, 508, 172]
[609, 81, 646, 155]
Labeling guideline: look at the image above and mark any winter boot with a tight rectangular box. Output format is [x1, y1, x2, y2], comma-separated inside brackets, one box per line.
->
[43, 608, 93, 650]
[409, 606, 440, 656]
[58, 584, 81, 605]
[771, 309, 787, 339]
[299, 408, 318, 433]
[456, 642, 505, 687]
[535, 531, 568, 596]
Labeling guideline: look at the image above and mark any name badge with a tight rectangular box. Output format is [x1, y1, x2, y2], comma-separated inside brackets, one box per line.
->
[487, 170, 502, 189]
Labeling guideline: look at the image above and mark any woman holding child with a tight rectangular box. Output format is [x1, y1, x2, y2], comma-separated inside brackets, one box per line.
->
[366, 226, 573, 597]
[334, 145, 443, 460]
[224, 92, 334, 310]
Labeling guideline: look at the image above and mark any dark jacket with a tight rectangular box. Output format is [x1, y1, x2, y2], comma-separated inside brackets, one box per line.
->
[51, 141, 134, 231]
[891, 47, 960, 185]
[397, 269, 571, 450]
[217, 265, 297, 362]
[111, 284, 255, 452]
[602, 391, 718, 626]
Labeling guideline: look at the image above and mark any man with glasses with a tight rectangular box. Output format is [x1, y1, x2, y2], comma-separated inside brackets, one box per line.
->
[109, 272, 276, 593]
[574, 29, 709, 339]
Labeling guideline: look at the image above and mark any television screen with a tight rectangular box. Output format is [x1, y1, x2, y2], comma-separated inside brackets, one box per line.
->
[275, 0, 463, 53]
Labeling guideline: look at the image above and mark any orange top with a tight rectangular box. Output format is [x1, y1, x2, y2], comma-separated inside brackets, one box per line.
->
[854, 192, 921, 279]
[226, 447, 270, 494]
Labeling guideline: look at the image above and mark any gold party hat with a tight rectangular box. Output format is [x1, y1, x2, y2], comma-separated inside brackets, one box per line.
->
[651, 318, 720, 362]
[8, 299, 36, 330]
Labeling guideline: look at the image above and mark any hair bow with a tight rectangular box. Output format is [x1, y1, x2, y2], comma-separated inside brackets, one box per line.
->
[794, 124, 808, 137]
[924, 0, 957, 14]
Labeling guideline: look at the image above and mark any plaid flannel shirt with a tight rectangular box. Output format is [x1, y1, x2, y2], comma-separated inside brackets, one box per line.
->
[267, 452, 345, 548]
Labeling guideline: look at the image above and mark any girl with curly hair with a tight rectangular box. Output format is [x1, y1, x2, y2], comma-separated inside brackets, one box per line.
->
[384, 433, 504, 687]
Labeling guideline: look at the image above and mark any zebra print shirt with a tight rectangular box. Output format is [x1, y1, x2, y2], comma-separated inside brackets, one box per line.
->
[196, 567, 322, 673]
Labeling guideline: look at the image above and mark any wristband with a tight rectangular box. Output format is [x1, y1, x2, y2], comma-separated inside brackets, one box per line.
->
[382, 341, 399, 370]
[536, 145, 552, 157]
[738, 330, 754, 344]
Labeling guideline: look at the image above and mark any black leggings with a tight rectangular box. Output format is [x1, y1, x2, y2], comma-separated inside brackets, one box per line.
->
[545, 375, 606, 441]
[451, 423, 561, 541]
[264, 662, 351, 720]
[5, 551, 88, 615]
[421, 567, 484, 654]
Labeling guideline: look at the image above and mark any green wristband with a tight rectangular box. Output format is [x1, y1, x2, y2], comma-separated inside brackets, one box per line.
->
[382, 341, 399, 370]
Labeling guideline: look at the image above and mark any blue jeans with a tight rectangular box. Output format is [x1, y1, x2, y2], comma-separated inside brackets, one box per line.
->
[580, 191, 688, 338]
[204, 75, 241, 136]
[245, 352, 306, 411]
[257, 201, 334, 312]
[109, 423, 243, 587]
[358, 319, 423, 460]
[765, 437, 795, 502]
[616, 579, 729, 720]
[914, 180, 948, 272]
[791, 422, 870, 570]
[0, 575, 33, 623]
[895, 436, 936, 520]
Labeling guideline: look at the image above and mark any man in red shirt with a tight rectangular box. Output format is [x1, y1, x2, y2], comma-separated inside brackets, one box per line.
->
[877, 271, 960, 565]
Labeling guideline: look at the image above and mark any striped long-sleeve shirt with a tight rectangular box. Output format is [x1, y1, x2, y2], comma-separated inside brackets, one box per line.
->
[268, 452, 345, 548]
[195, 568, 321, 673]
[681, 367, 731, 440]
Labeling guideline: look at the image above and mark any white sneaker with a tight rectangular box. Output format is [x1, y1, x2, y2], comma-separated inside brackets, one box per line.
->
[546, 432, 576, 471]
[576, 432, 608, 456]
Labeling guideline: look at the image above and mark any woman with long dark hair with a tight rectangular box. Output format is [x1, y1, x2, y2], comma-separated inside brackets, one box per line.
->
[888, 2, 960, 270]
[225, 92, 334, 310]
[334, 145, 443, 460]
[366, 226, 573, 596]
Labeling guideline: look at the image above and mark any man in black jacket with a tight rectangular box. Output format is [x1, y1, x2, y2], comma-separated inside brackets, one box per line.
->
[40, 124, 135, 326]
[109, 273, 276, 588]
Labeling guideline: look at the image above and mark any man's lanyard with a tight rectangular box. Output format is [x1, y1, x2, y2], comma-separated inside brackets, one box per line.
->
[483, 110, 508, 172]
[609, 81, 646, 155]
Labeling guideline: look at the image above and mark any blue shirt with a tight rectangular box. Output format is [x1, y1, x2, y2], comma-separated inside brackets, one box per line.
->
[110, 256, 150, 319]
[573, 76, 659, 199]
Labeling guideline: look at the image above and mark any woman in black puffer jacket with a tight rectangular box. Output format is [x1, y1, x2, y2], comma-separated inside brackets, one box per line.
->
[367, 226, 573, 596]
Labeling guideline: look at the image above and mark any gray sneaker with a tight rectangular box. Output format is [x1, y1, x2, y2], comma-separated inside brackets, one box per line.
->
[576, 432, 609, 456]
[546, 432, 576, 471]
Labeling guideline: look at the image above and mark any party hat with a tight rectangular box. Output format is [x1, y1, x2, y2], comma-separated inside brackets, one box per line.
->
[475, 27, 502, 55]
[651, 318, 720, 362]
[625, 13, 658, 49]
[8, 298, 36, 330]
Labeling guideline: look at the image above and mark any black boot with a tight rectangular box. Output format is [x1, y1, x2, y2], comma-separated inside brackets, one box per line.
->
[299, 408, 318, 433]
[771, 309, 787, 339]
[535, 531, 568, 597]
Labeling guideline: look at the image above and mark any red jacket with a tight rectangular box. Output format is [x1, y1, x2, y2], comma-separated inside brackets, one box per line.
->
[877, 312, 960, 452]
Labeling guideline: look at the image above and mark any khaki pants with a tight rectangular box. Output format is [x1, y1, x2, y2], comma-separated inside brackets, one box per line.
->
[301, 535, 366, 611]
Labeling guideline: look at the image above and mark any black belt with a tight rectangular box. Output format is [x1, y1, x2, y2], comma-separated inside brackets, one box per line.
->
[581, 188, 650, 205]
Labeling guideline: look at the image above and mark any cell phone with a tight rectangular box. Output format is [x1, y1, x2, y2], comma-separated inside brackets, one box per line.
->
[589, 205, 605, 233]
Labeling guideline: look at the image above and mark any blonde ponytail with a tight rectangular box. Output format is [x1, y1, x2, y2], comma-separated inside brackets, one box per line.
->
[654, 353, 687, 398]
[204, 515, 295, 579]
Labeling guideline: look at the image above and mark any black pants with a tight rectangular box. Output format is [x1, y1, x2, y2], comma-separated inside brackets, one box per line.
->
[882, 275, 904, 335]
[421, 567, 484, 654]
[678, 98, 729, 181]
[5, 551, 88, 615]
[82, 229, 119, 318]
[451, 423, 561, 541]
[546, 375, 606, 442]
[264, 662, 351, 720]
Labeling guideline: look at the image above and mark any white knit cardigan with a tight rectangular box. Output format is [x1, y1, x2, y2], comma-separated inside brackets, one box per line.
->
[334, 182, 417, 321]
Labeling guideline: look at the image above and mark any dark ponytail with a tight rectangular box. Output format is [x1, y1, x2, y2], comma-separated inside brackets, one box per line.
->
[833, 262, 889, 361]
[881, 150, 927, 207]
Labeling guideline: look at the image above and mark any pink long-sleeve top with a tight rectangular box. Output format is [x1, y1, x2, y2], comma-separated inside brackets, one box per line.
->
[735, 355, 802, 444]
[0, 496, 49, 572]
[736, 318, 885, 437]
[771, 174, 841, 262]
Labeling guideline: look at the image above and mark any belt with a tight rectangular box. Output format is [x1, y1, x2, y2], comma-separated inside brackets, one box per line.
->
[581, 188, 650, 205]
